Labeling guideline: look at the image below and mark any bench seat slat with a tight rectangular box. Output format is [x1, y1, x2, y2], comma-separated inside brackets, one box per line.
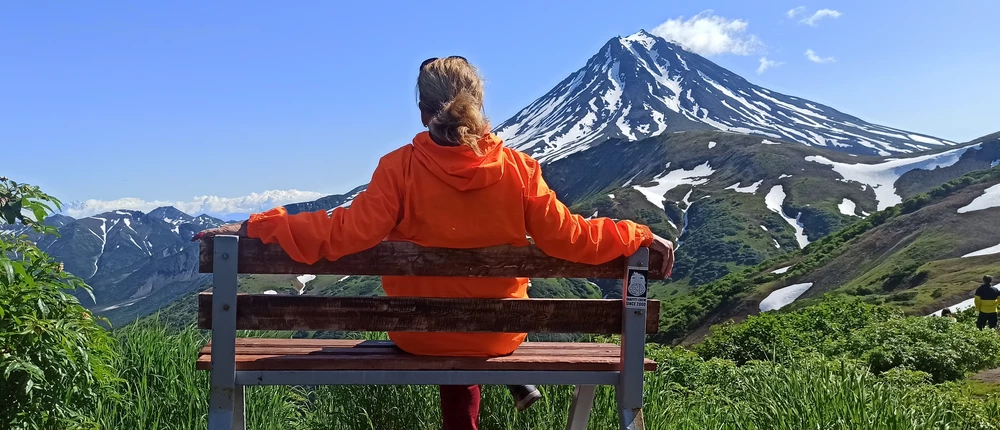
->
[199, 239, 666, 280]
[195, 339, 656, 372]
[197, 293, 660, 334]
[205, 339, 626, 350]
[200, 343, 624, 357]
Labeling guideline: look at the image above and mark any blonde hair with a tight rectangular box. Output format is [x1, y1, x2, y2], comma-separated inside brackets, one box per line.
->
[417, 57, 490, 155]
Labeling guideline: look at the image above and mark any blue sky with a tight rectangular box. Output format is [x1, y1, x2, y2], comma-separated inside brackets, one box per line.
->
[4, 1, 999, 217]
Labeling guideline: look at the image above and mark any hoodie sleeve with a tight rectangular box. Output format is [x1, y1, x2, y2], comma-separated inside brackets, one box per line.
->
[522, 158, 653, 265]
[246, 155, 403, 264]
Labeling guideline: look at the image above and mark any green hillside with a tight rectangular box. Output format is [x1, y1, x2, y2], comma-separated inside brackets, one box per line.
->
[560, 131, 1000, 292]
[655, 165, 1000, 345]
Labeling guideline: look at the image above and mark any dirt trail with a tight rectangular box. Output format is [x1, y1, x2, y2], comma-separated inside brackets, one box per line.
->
[972, 368, 1000, 384]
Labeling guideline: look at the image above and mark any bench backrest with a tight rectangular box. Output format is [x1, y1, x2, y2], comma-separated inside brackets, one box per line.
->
[198, 237, 660, 335]
[199, 238, 666, 279]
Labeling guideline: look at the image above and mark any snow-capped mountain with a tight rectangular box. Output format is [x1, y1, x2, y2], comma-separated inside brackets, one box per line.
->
[1, 207, 227, 319]
[495, 30, 954, 163]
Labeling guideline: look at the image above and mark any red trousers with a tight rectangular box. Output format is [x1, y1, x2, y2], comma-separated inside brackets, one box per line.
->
[440, 385, 481, 430]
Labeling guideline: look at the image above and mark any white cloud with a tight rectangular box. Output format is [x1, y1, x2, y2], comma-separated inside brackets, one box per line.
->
[756, 57, 784, 74]
[63, 189, 327, 219]
[801, 9, 842, 26]
[786, 6, 806, 19]
[805, 49, 836, 63]
[651, 10, 764, 56]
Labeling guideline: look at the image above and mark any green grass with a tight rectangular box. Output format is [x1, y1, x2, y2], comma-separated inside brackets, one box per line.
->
[86, 315, 1000, 430]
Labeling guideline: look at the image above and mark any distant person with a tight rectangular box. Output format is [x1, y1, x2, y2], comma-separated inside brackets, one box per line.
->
[940, 308, 956, 321]
[194, 56, 675, 430]
[975, 275, 999, 330]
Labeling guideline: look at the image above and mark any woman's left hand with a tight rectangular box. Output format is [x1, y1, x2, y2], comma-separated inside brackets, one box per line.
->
[192, 221, 248, 241]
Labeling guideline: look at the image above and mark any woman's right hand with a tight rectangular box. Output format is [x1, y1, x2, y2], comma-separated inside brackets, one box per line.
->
[650, 234, 675, 278]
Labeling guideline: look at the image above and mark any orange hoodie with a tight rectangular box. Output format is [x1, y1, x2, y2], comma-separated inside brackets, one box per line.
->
[247, 132, 653, 357]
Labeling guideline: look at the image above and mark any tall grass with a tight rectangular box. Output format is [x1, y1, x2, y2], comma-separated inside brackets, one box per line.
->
[93, 320, 301, 429]
[90, 321, 1000, 430]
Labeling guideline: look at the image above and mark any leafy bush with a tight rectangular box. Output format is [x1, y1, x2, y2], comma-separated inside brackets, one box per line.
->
[698, 297, 1000, 383]
[832, 316, 1000, 382]
[697, 298, 896, 364]
[0, 178, 116, 429]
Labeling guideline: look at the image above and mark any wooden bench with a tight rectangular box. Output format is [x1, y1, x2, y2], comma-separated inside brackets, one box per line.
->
[197, 236, 664, 430]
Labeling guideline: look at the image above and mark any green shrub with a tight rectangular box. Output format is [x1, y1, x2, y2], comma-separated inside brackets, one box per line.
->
[697, 298, 896, 364]
[698, 297, 1000, 383]
[832, 316, 1000, 382]
[0, 178, 116, 429]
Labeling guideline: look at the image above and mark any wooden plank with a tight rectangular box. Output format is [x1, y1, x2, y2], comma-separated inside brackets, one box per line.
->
[197, 293, 660, 334]
[199, 346, 625, 357]
[199, 342, 626, 357]
[195, 353, 657, 372]
[209, 339, 623, 350]
[199, 238, 666, 280]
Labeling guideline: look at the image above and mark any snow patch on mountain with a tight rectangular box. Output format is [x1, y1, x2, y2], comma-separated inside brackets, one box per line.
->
[771, 265, 793, 274]
[962, 243, 1000, 258]
[806, 143, 980, 210]
[633, 162, 715, 210]
[957, 183, 1000, 213]
[760, 283, 814, 312]
[765, 185, 810, 248]
[726, 180, 762, 194]
[929, 298, 977, 317]
[295, 274, 316, 295]
[708, 141, 717, 149]
[838, 198, 858, 216]
[676, 190, 696, 247]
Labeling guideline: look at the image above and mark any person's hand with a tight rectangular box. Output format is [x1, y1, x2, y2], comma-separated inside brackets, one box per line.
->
[649, 234, 675, 278]
[191, 222, 248, 242]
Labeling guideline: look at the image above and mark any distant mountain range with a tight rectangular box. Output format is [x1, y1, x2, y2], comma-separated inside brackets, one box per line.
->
[7, 30, 997, 330]
[4, 208, 225, 324]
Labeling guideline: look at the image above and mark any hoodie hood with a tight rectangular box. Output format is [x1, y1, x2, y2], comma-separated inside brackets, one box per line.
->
[411, 132, 506, 191]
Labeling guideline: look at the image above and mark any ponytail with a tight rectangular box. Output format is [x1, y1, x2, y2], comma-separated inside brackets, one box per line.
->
[427, 92, 488, 155]
[417, 57, 490, 155]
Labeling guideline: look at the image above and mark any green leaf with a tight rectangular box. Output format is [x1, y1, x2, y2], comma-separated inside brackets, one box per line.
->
[11, 261, 31, 286]
[31, 206, 47, 225]
[0, 205, 15, 224]
[0, 259, 13, 283]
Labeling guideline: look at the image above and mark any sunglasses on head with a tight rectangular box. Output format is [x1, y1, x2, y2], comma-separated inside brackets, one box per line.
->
[420, 56, 468, 71]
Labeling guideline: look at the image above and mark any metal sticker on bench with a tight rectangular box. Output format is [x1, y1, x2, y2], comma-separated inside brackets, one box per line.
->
[625, 267, 648, 309]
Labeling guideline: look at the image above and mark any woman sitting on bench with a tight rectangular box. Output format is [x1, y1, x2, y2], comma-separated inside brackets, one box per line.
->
[195, 56, 674, 430]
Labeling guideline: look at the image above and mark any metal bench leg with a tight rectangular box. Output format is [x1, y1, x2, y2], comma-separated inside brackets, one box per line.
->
[232, 384, 246, 430]
[208, 386, 235, 430]
[566, 384, 596, 430]
[618, 248, 648, 430]
[208, 236, 240, 430]
[618, 404, 645, 430]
